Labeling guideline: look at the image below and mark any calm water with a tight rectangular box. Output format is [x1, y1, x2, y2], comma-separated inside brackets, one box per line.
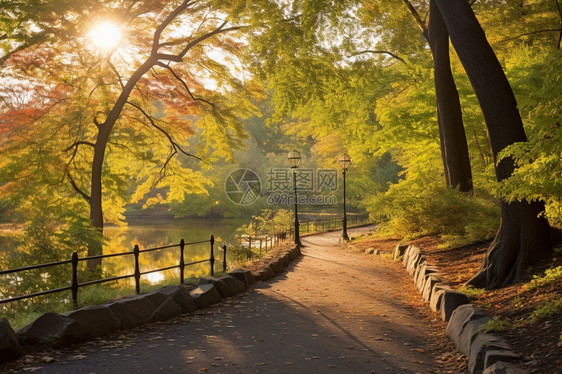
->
[0, 217, 249, 285]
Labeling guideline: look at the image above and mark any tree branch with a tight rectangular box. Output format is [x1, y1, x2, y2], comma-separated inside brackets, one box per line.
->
[65, 169, 91, 202]
[351, 50, 406, 64]
[156, 149, 177, 184]
[151, 0, 197, 56]
[108, 60, 125, 89]
[63, 143, 91, 202]
[126, 101, 201, 161]
[155, 61, 216, 107]
[175, 22, 242, 60]
[64, 141, 96, 152]
[401, 0, 428, 40]
[492, 28, 562, 46]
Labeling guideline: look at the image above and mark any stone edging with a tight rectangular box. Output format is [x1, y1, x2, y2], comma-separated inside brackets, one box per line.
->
[0, 245, 301, 364]
[395, 244, 528, 374]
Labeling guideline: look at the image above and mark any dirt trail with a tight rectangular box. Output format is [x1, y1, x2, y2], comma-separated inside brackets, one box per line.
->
[5, 226, 460, 374]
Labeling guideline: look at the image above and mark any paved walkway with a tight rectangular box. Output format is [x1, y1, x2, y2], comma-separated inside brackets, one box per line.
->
[9, 227, 447, 374]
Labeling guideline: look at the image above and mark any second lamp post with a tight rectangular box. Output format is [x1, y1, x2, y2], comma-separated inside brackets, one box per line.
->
[339, 153, 351, 241]
[288, 150, 302, 246]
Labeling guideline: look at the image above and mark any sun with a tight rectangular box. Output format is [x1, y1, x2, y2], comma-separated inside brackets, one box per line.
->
[88, 21, 123, 51]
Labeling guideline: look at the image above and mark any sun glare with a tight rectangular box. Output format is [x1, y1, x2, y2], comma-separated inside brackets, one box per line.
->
[88, 21, 122, 51]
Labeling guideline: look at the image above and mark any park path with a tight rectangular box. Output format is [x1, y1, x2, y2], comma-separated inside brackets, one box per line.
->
[7, 226, 449, 374]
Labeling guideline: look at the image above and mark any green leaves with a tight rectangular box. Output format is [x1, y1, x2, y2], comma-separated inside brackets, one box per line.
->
[493, 48, 562, 226]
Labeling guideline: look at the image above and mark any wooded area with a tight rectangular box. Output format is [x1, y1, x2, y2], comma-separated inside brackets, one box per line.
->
[1, 0, 561, 289]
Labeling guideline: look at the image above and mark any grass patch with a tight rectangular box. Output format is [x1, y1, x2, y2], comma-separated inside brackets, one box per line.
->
[459, 285, 486, 300]
[523, 265, 562, 292]
[528, 297, 562, 323]
[484, 316, 512, 333]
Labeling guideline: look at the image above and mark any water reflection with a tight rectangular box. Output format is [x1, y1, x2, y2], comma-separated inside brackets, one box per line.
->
[101, 217, 247, 284]
[0, 217, 248, 286]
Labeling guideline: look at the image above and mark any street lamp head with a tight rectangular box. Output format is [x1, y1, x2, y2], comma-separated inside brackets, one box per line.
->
[288, 149, 301, 168]
[338, 153, 351, 172]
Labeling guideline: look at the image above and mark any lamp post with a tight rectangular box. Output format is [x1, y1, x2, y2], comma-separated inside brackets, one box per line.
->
[338, 153, 351, 241]
[288, 150, 302, 246]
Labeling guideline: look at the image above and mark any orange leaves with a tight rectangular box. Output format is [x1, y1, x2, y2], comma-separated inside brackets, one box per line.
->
[0, 107, 49, 130]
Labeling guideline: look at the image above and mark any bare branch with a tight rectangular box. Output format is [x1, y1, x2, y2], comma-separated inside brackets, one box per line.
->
[156, 149, 177, 184]
[175, 22, 243, 60]
[64, 141, 96, 152]
[65, 169, 91, 202]
[155, 53, 182, 62]
[351, 50, 406, 64]
[155, 61, 216, 107]
[63, 143, 91, 202]
[151, 0, 197, 56]
[108, 60, 125, 89]
[492, 28, 562, 46]
[126, 101, 201, 161]
[401, 0, 428, 40]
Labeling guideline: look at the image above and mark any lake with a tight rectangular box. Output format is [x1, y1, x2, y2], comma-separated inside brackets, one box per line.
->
[0, 217, 249, 286]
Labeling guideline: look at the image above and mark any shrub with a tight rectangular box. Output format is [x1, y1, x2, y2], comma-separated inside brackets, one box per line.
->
[524, 266, 562, 292]
[366, 173, 499, 244]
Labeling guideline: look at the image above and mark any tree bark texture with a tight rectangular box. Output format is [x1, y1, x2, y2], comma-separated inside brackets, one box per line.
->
[428, 0, 473, 192]
[434, 0, 552, 288]
[402, 0, 473, 192]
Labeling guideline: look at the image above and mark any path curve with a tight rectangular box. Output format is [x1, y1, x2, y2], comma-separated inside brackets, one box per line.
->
[6, 226, 457, 374]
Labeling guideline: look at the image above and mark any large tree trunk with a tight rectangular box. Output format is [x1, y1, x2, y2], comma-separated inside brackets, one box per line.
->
[402, 0, 473, 192]
[434, 0, 552, 288]
[428, 0, 473, 192]
[86, 130, 108, 272]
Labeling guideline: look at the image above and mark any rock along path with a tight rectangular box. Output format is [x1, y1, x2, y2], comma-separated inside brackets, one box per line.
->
[8, 226, 450, 374]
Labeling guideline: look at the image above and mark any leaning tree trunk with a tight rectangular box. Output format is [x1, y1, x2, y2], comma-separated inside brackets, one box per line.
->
[402, 0, 473, 192]
[86, 131, 109, 272]
[433, 0, 552, 288]
[428, 0, 473, 192]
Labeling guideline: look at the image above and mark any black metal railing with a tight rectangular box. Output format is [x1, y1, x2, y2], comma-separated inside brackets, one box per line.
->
[241, 214, 370, 250]
[0, 235, 225, 309]
[289, 214, 370, 238]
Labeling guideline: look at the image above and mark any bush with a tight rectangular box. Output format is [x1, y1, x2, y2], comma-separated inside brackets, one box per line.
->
[524, 266, 562, 292]
[366, 173, 499, 244]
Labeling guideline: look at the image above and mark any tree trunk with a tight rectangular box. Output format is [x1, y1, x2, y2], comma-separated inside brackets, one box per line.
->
[429, 0, 473, 192]
[434, 0, 552, 288]
[86, 129, 108, 272]
[85, 59, 154, 272]
[402, 0, 473, 192]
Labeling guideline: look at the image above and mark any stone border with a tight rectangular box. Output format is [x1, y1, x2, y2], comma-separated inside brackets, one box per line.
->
[0, 245, 301, 364]
[395, 244, 528, 374]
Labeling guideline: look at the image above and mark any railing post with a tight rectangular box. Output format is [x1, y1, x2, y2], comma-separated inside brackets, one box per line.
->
[222, 244, 227, 272]
[248, 235, 252, 251]
[210, 235, 215, 276]
[71, 251, 79, 310]
[134, 244, 141, 294]
[179, 239, 185, 284]
[260, 238, 263, 254]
